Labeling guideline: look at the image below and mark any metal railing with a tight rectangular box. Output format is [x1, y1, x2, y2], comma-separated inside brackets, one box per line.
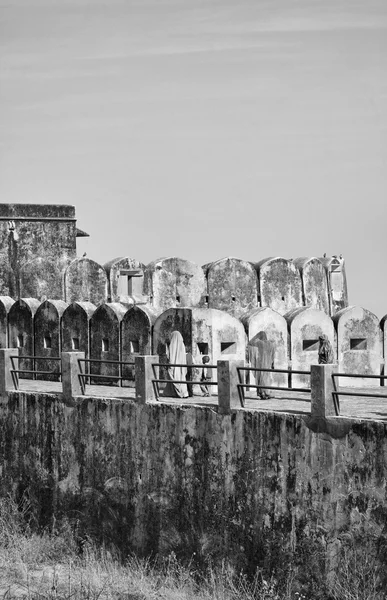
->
[10, 355, 62, 390]
[236, 366, 311, 408]
[77, 358, 135, 394]
[151, 362, 218, 401]
[331, 372, 387, 416]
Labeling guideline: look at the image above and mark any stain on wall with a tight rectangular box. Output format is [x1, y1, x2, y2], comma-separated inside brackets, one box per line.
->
[0, 392, 386, 577]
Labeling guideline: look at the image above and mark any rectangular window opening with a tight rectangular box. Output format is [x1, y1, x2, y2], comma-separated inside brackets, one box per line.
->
[303, 339, 319, 352]
[197, 342, 209, 355]
[205, 295, 209, 304]
[221, 341, 236, 355]
[72, 337, 80, 350]
[176, 295, 181, 303]
[17, 334, 24, 348]
[102, 338, 110, 352]
[130, 340, 140, 353]
[350, 338, 367, 350]
[231, 295, 236, 302]
[44, 335, 52, 349]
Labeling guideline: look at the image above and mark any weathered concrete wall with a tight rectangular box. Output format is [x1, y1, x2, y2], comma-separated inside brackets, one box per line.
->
[62, 302, 96, 358]
[255, 258, 303, 315]
[333, 306, 383, 387]
[104, 257, 146, 304]
[64, 258, 108, 305]
[286, 308, 335, 388]
[204, 257, 258, 318]
[34, 300, 68, 381]
[241, 307, 288, 387]
[8, 298, 41, 378]
[19, 257, 66, 300]
[0, 297, 14, 348]
[293, 257, 330, 314]
[0, 392, 386, 578]
[144, 257, 207, 311]
[0, 204, 79, 298]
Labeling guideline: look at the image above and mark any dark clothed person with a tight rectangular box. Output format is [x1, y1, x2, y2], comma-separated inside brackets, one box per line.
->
[248, 331, 275, 399]
[318, 335, 335, 364]
[200, 355, 211, 397]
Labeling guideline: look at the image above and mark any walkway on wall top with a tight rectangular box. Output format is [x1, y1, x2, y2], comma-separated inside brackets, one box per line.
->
[12, 379, 387, 422]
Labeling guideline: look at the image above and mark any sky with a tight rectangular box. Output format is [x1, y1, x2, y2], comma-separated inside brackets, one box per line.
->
[0, 0, 386, 316]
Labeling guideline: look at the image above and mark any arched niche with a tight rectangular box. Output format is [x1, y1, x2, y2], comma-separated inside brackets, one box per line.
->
[254, 257, 302, 315]
[333, 306, 381, 387]
[89, 303, 127, 384]
[241, 306, 288, 386]
[204, 257, 258, 318]
[64, 257, 108, 305]
[121, 305, 159, 384]
[144, 257, 207, 311]
[0, 296, 14, 348]
[285, 307, 335, 388]
[8, 298, 41, 379]
[34, 300, 68, 381]
[62, 301, 96, 358]
[293, 257, 330, 314]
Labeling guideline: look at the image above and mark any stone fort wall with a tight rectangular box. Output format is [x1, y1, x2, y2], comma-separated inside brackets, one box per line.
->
[0, 203, 384, 382]
[0, 297, 385, 385]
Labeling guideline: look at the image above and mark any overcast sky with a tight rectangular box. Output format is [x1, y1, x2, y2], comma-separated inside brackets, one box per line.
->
[0, 0, 386, 316]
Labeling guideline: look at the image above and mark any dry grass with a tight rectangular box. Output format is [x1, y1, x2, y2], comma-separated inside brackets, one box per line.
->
[0, 497, 386, 600]
[0, 497, 282, 600]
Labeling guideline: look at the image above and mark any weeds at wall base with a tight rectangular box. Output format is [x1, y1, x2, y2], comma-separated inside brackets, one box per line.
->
[0, 496, 387, 600]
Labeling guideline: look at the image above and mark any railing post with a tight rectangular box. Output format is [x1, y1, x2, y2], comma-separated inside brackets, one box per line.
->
[310, 364, 338, 417]
[217, 359, 244, 415]
[61, 351, 85, 406]
[0, 348, 17, 399]
[135, 355, 158, 404]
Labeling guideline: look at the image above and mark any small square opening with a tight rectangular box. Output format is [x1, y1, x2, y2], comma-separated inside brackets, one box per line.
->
[176, 295, 181, 303]
[303, 339, 319, 352]
[17, 334, 24, 348]
[281, 296, 285, 301]
[130, 340, 140, 353]
[221, 342, 236, 355]
[102, 338, 110, 352]
[44, 335, 52, 349]
[350, 338, 367, 350]
[231, 296, 236, 302]
[197, 342, 209, 355]
[72, 337, 80, 350]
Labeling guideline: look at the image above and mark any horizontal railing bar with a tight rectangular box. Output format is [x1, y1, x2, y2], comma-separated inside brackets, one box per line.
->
[10, 369, 62, 376]
[333, 391, 387, 399]
[152, 363, 217, 369]
[332, 372, 387, 380]
[15, 356, 61, 361]
[79, 358, 134, 366]
[81, 374, 122, 380]
[153, 379, 218, 386]
[238, 383, 311, 393]
[238, 367, 310, 375]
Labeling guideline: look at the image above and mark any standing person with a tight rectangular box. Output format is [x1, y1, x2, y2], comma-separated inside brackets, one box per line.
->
[200, 355, 211, 397]
[318, 334, 335, 364]
[163, 331, 189, 398]
[186, 350, 196, 397]
[248, 331, 275, 399]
